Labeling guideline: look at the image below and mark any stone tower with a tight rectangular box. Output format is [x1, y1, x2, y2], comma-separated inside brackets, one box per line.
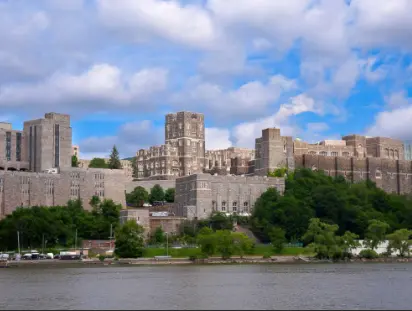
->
[165, 111, 205, 176]
[254, 128, 294, 176]
[23, 112, 72, 172]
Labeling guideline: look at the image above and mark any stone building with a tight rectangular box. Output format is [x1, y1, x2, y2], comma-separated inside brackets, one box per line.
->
[252, 127, 411, 195]
[78, 158, 133, 179]
[0, 122, 28, 171]
[72, 145, 80, 157]
[405, 141, 412, 161]
[205, 147, 254, 175]
[136, 111, 206, 180]
[174, 174, 285, 220]
[0, 167, 127, 218]
[23, 112, 73, 173]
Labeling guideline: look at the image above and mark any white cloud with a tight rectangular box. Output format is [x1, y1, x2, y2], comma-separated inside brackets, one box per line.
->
[171, 74, 297, 121]
[0, 64, 168, 114]
[96, 0, 222, 49]
[306, 122, 329, 133]
[205, 128, 232, 150]
[232, 94, 319, 148]
[367, 91, 412, 141]
[79, 120, 163, 158]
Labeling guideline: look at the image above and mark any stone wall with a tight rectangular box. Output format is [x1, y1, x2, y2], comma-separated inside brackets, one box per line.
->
[294, 154, 412, 195]
[0, 167, 127, 218]
[175, 174, 285, 220]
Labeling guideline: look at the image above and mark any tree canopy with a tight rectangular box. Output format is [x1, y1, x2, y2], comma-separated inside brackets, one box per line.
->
[88, 158, 108, 169]
[114, 221, 145, 258]
[0, 199, 122, 250]
[251, 168, 412, 244]
[149, 184, 165, 203]
[126, 186, 149, 207]
[165, 188, 175, 203]
[108, 145, 122, 169]
[71, 155, 79, 167]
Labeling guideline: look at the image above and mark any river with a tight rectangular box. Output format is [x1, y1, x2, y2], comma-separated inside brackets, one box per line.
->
[1, 263, 411, 310]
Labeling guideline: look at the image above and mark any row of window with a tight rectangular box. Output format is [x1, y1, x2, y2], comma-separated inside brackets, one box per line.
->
[308, 151, 351, 157]
[212, 201, 249, 212]
[4, 132, 22, 161]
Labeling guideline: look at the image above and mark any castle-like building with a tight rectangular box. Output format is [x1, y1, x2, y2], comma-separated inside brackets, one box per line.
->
[0, 113, 127, 219]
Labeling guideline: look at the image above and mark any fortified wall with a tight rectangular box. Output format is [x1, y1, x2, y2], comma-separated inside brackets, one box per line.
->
[294, 154, 412, 195]
[0, 168, 127, 218]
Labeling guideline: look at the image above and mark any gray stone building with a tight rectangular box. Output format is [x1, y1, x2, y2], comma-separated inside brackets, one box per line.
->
[174, 174, 285, 220]
[23, 112, 73, 173]
[0, 122, 28, 171]
[0, 167, 127, 218]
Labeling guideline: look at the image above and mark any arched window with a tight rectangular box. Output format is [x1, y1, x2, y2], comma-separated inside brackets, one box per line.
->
[375, 170, 382, 179]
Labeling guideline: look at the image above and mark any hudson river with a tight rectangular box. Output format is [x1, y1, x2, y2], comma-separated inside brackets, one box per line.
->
[1, 263, 411, 310]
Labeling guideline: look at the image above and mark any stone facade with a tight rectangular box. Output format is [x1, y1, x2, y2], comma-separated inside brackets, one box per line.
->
[78, 158, 133, 180]
[0, 167, 127, 218]
[175, 174, 285, 220]
[0, 122, 28, 171]
[23, 113, 73, 173]
[405, 141, 412, 161]
[72, 145, 80, 157]
[205, 147, 254, 174]
[136, 111, 206, 180]
[252, 128, 411, 195]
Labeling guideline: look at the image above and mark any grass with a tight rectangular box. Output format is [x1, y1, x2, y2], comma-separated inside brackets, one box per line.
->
[143, 244, 309, 258]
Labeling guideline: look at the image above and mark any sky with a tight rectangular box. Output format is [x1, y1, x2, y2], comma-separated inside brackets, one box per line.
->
[1, 0, 412, 159]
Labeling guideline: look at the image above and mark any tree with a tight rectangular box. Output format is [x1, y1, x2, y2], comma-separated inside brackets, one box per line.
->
[89, 196, 101, 209]
[165, 188, 175, 203]
[197, 227, 216, 257]
[269, 226, 287, 253]
[341, 231, 360, 257]
[114, 221, 145, 258]
[108, 145, 122, 169]
[209, 212, 233, 231]
[387, 229, 412, 257]
[215, 230, 235, 259]
[365, 220, 390, 250]
[232, 232, 254, 258]
[152, 227, 165, 244]
[149, 184, 165, 204]
[71, 155, 79, 167]
[126, 186, 149, 207]
[88, 158, 108, 169]
[303, 218, 343, 260]
[268, 167, 288, 177]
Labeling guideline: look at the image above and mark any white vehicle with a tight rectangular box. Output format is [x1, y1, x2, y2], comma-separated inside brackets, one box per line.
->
[0, 253, 9, 260]
[46, 253, 54, 259]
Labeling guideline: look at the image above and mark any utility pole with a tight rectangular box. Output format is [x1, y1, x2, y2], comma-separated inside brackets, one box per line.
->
[74, 229, 78, 251]
[17, 231, 20, 255]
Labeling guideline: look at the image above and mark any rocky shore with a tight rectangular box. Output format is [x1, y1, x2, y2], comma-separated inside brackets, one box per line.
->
[5, 256, 412, 268]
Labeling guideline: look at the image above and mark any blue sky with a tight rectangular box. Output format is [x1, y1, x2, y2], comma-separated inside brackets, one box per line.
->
[0, 0, 412, 159]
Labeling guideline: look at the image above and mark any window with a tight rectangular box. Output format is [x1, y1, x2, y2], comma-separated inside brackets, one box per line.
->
[54, 124, 60, 167]
[222, 201, 226, 211]
[308, 151, 316, 155]
[212, 201, 216, 211]
[395, 150, 399, 159]
[232, 201, 237, 212]
[5, 132, 11, 161]
[320, 151, 327, 156]
[385, 148, 390, 158]
[331, 152, 338, 157]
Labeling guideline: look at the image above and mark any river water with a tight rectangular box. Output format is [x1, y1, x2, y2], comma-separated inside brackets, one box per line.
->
[1, 263, 411, 310]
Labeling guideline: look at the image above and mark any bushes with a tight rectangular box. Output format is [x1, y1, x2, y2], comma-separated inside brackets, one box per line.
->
[359, 249, 379, 259]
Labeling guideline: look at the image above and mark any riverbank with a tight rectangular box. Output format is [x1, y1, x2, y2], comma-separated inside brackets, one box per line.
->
[5, 256, 412, 268]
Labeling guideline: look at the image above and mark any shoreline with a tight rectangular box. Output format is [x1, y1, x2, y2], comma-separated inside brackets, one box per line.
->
[4, 256, 412, 268]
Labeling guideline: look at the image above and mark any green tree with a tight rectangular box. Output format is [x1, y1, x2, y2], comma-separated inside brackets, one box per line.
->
[209, 212, 233, 231]
[365, 220, 390, 250]
[340, 231, 360, 257]
[215, 230, 235, 259]
[269, 226, 287, 253]
[268, 167, 288, 177]
[387, 229, 412, 257]
[149, 184, 165, 203]
[88, 158, 108, 169]
[165, 188, 175, 203]
[71, 155, 79, 167]
[152, 227, 165, 244]
[89, 196, 101, 209]
[108, 145, 122, 169]
[114, 221, 145, 258]
[126, 186, 149, 207]
[197, 227, 216, 257]
[232, 232, 254, 258]
[303, 218, 343, 260]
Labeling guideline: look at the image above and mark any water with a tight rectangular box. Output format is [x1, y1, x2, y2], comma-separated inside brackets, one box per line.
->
[1, 263, 411, 310]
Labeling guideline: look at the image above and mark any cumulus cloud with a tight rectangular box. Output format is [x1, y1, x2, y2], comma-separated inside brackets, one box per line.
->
[79, 120, 164, 159]
[171, 74, 297, 122]
[205, 128, 232, 150]
[232, 94, 319, 148]
[367, 92, 412, 141]
[0, 64, 168, 115]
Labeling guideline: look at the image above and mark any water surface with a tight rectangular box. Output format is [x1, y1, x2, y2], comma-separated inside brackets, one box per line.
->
[1, 263, 410, 310]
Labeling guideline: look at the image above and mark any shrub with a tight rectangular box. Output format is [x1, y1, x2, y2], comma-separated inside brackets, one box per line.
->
[359, 249, 379, 259]
[98, 255, 106, 262]
[263, 252, 271, 259]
